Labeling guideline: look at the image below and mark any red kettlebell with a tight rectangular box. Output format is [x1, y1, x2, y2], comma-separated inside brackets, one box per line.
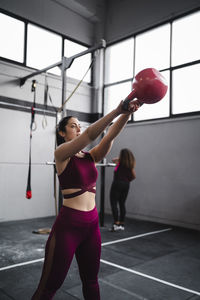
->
[123, 68, 168, 110]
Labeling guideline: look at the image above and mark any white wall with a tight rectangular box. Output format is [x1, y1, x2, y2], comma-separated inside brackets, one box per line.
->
[0, 109, 56, 222]
[104, 117, 200, 231]
[0, 60, 92, 222]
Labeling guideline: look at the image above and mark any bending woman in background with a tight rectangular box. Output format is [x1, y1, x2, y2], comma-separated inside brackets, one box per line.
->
[110, 148, 136, 232]
[31, 100, 140, 300]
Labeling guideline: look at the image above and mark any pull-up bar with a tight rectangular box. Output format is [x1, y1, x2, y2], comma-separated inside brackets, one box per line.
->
[46, 161, 115, 167]
[19, 39, 106, 87]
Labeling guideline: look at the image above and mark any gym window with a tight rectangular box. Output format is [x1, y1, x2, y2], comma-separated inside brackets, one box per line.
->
[172, 11, 200, 115]
[64, 40, 91, 83]
[104, 81, 132, 121]
[0, 13, 24, 63]
[27, 24, 62, 76]
[172, 64, 200, 115]
[135, 24, 170, 73]
[104, 10, 200, 122]
[104, 38, 134, 85]
[134, 24, 170, 121]
[0, 11, 91, 82]
[172, 11, 200, 66]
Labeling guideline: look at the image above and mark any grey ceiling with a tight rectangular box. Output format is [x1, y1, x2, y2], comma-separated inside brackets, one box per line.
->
[51, 0, 105, 22]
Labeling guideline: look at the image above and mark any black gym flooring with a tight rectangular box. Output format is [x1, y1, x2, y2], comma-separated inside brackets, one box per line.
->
[0, 214, 200, 300]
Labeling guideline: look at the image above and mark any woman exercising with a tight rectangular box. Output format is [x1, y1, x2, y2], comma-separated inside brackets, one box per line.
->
[110, 148, 136, 231]
[31, 99, 140, 300]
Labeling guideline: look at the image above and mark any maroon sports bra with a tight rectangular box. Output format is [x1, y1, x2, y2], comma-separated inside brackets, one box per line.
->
[58, 151, 98, 199]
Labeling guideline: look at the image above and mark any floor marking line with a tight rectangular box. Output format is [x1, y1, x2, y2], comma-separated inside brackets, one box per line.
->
[101, 228, 172, 246]
[0, 258, 44, 271]
[99, 278, 148, 300]
[100, 259, 200, 296]
[0, 228, 171, 272]
[2, 255, 199, 296]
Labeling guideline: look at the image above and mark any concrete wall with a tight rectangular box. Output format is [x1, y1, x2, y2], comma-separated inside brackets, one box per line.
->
[105, 0, 200, 43]
[104, 117, 200, 231]
[0, 107, 56, 222]
[0, 60, 92, 222]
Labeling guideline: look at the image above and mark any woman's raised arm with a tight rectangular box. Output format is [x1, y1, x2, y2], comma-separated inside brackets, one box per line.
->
[90, 100, 140, 162]
[55, 100, 137, 162]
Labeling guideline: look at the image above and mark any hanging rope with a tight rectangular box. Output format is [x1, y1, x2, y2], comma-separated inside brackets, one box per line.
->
[45, 50, 98, 115]
[26, 80, 37, 199]
[42, 74, 48, 129]
[34, 52, 97, 209]
[57, 55, 95, 113]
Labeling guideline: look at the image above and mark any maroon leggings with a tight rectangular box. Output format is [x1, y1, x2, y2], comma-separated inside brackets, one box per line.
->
[32, 206, 101, 300]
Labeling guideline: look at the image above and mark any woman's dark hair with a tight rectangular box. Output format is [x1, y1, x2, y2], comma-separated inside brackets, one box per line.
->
[119, 148, 135, 169]
[56, 116, 73, 146]
[57, 116, 73, 132]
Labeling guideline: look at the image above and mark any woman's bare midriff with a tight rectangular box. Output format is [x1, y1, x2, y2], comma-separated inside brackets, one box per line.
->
[62, 188, 96, 211]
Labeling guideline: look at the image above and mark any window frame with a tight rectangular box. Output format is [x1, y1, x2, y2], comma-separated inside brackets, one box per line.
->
[0, 8, 92, 83]
[103, 8, 200, 123]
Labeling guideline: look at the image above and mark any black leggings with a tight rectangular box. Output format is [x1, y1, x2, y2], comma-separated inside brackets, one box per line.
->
[110, 180, 130, 223]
